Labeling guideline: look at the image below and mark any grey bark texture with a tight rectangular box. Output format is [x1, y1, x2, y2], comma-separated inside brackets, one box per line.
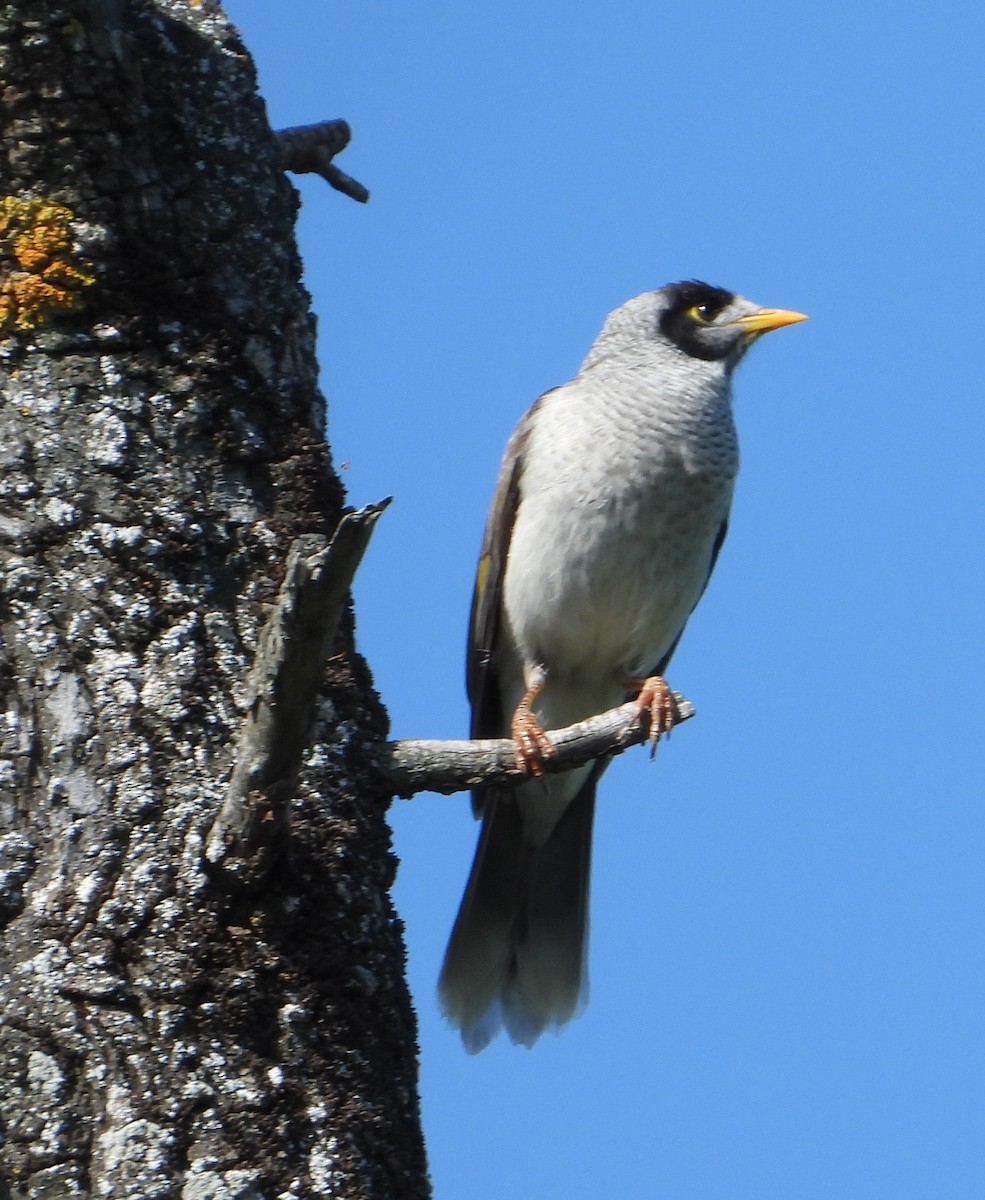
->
[0, 3, 428, 1198]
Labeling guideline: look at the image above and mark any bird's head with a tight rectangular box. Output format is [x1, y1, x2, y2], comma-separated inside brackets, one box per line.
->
[657, 280, 808, 366]
[582, 281, 808, 373]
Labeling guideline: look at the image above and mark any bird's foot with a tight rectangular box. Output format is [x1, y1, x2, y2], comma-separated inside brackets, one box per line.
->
[510, 683, 554, 777]
[632, 675, 678, 758]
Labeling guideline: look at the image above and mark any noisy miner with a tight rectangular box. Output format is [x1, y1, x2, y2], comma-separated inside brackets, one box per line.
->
[438, 280, 808, 1053]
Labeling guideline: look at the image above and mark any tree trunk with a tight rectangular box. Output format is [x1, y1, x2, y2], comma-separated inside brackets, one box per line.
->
[0, 3, 428, 1197]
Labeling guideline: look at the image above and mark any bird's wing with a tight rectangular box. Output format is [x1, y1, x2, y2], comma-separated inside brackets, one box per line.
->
[650, 515, 730, 678]
[466, 394, 550, 740]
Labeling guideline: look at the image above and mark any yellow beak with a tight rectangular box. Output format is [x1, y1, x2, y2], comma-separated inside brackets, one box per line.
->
[735, 307, 809, 335]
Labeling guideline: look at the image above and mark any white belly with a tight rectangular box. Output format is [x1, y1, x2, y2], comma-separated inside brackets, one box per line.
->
[502, 460, 731, 718]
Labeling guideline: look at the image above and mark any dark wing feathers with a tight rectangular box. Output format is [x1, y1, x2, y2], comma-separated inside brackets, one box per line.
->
[466, 394, 552, 741]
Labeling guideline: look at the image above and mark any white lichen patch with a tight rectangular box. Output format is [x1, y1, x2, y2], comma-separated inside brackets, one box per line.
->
[21, 1165, 85, 1197]
[0, 513, 28, 538]
[8, 378, 61, 416]
[44, 671, 89, 746]
[278, 1002, 308, 1033]
[305, 1101, 328, 1125]
[180, 1167, 264, 1200]
[94, 1115, 177, 1198]
[107, 590, 155, 626]
[47, 767, 100, 815]
[86, 409, 129, 467]
[98, 355, 126, 389]
[307, 1139, 345, 1194]
[250, 520, 280, 551]
[27, 1049, 66, 1099]
[87, 522, 145, 552]
[140, 614, 202, 720]
[76, 870, 105, 904]
[220, 493, 264, 527]
[42, 497, 78, 526]
[179, 1077, 215, 1105]
[150, 896, 184, 932]
[89, 648, 142, 719]
[13, 609, 59, 658]
[82, 649, 155, 776]
[19, 939, 70, 978]
[0, 696, 32, 752]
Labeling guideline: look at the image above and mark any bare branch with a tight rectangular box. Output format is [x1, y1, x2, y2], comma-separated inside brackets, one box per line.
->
[205, 499, 391, 879]
[380, 692, 695, 798]
[276, 119, 370, 203]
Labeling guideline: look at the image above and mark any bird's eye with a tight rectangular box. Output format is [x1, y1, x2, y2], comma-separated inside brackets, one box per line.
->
[687, 303, 713, 323]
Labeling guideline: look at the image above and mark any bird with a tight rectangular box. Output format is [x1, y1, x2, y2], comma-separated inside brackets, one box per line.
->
[438, 280, 808, 1053]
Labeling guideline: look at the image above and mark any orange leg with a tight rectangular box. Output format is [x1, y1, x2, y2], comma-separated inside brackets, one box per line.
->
[510, 676, 555, 778]
[627, 675, 679, 759]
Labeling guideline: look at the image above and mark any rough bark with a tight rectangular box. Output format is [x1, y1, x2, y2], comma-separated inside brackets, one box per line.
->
[0, 3, 427, 1198]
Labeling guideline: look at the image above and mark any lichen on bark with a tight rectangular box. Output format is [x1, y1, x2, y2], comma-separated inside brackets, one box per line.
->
[0, 195, 96, 331]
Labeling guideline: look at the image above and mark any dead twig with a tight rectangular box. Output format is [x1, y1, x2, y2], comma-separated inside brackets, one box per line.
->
[276, 119, 369, 203]
[380, 692, 695, 798]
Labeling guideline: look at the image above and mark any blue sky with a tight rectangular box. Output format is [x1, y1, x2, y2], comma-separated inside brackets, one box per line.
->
[226, 4, 985, 1196]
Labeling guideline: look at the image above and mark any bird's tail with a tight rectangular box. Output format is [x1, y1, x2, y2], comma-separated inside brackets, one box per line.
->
[438, 775, 596, 1053]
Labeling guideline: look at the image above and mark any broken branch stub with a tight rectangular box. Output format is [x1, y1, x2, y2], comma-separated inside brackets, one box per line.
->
[205, 500, 390, 880]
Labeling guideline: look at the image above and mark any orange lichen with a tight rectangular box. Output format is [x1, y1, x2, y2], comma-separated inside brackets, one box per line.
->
[0, 196, 96, 332]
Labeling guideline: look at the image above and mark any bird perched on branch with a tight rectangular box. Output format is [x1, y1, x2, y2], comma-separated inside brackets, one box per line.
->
[439, 281, 807, 1053]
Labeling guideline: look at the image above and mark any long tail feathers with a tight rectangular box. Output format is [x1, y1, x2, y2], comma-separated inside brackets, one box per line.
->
[438, 776, 596, 1053]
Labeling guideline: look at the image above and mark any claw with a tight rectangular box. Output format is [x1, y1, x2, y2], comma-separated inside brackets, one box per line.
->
[632, 675, 678, 758]
[510, 680, 555, 777]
